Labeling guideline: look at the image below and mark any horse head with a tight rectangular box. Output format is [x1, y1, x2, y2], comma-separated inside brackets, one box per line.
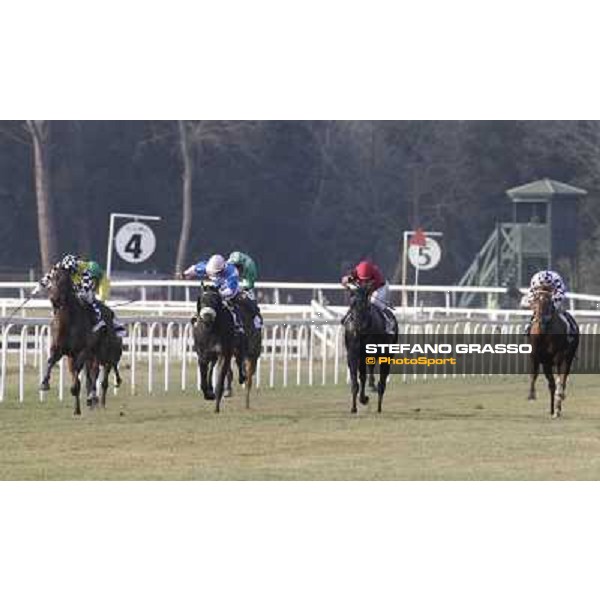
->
[197, 283, 223, 328]
[47, 267, 77, 311]
[347, 284, 372, 333]
[531, 287, 554, 334]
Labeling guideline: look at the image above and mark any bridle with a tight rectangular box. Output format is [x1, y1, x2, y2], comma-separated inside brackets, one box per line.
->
[531, 289, 554, 332]
[347, 284, 372, 332]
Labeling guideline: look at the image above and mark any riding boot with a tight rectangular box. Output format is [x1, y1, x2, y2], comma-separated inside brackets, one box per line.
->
[249, 299, 263, 329]
[565, 311, 579, 336]
[106, 306, 127, 337]
[383, 308, 397, 335]
[91, 300, 106, 332]
[226, 303, 245, 334]
[234, 306, 245, 334]
[559, 311, 577, 342]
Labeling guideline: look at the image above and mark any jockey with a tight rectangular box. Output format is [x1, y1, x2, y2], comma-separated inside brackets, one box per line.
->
[32, 254, 112, 333]
[227, 251, 263, 330]
[227, 251, 258, 300]
[341, 260, 396, 334]
[524, 269, 578, 337]
[183, 254, 244, 332]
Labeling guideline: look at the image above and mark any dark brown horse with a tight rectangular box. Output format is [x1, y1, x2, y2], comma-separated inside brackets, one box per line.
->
[193, 285, 236, 413]
[40, 267, 122, 415]
[223, 295, 262, 409]
[343, 284, 398, 414]
[528, 288, 579, 418]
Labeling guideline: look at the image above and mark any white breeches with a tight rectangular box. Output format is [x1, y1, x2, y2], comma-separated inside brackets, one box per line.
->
[370, 282, 390, 310]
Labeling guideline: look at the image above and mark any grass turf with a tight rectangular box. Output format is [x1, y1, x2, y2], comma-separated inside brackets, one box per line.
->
[1, 375, 600, 480]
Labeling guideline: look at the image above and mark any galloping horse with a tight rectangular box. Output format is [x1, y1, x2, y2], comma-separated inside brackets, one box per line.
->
[40, 267, 122, 415]
[528, 287, 579, 418]
[230, 295, 262, 409]
[193, 285, 236, 413]
[343, 284, 398, 414]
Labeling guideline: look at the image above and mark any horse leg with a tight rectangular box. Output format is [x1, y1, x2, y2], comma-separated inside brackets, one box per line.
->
[554, 360, 571, 419]
[85, 360, 99, 409]
[528, 357, 539, 401]
[368, 363, 377, 393]
[100, 364, 111, 408]
[114, 364, 122, 388]
[244, 357, 256, 410]
[199, 358, 215, 401]
[542, 362, 556, 417]
[214, 354, 230, 413]
[224, 364, 233, 398]
[348, 358, 359, 414]
[358, 358, 369, 406]
[40, 346, 63, 391]
[377, 363, 390, 414]
[68, 357, 82, 416]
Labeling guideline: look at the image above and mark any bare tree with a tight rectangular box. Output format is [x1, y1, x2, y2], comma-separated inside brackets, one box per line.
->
[172, 121, 263, 274]
[174, 121, 195, 275]
[26, 121, 57, 272]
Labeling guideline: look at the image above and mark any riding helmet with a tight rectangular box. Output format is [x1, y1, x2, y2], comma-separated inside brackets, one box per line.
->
[206, 254, 226, 276]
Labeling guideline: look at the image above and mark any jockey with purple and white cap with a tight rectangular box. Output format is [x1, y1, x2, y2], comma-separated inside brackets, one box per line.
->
[524, 269, 578, 337]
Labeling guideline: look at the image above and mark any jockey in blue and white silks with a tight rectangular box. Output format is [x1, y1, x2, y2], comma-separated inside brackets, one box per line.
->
[524, 270, 577, 337]
[183, 254, 244, 331]
[184, 255, 240, 300]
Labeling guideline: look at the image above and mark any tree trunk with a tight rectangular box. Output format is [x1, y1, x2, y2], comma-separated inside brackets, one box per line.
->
[175, 121, 194, 275]
[68, 121, 90, 256]
[27, 121, 57, 273]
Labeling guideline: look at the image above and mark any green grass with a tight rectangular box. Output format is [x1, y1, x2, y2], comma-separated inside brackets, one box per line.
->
[2, 374, 600, 480]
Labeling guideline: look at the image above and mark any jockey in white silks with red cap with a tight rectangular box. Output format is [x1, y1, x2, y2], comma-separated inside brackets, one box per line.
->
[523, 270, 578, 338]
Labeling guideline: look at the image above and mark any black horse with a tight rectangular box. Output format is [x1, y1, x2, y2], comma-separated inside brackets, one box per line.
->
[40, 267, 122, 415]
[193, 285, 236, 413]
[223, 294, 262, 408]
[343, 284, 398, 413]
[528, 288, 579, 418]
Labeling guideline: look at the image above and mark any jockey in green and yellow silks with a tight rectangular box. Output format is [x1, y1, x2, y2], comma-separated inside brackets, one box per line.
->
[33, 254, 125, 336]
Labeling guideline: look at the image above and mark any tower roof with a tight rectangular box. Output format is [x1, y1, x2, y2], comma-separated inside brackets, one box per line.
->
[507, 178, 587, 202]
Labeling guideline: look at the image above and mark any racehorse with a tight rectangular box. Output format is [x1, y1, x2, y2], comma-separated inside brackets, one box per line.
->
[39, 267, 122, 415]
[528, 288, 579, 418]
[85, 344, 123, 409]
[231, 294, 262, 409]
[193, 285, 236, 413]
[343, 284, 398, 413]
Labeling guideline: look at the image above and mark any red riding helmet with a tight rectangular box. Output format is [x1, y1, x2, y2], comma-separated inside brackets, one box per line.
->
[355, 261, 376, 281]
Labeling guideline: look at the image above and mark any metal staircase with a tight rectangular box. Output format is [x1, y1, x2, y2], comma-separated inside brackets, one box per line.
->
[458, 223, 549, 307]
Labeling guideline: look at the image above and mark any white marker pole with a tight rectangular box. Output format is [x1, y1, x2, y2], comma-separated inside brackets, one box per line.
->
[414, 252, 420, 310]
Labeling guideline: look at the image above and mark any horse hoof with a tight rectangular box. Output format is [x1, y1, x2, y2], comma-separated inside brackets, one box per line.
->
[359, 396, 369, 406]
[351, 407, 357, 414]
[224, 389, 232, 398]
[527, 395, 536, 402]
[368, 385, 377, 393]
[203, 391, 216, 401]
[39, 382, 50, 392]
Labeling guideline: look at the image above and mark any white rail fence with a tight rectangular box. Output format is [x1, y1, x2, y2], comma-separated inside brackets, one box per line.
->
[2, 316, 600, 403]
[1, 279, 600, 316]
